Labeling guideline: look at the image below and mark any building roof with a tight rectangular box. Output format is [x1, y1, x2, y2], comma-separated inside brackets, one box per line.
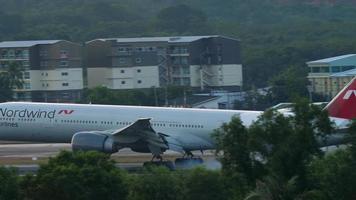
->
[88, 35, 238, 44]
[330, 68, 356, 77]
[0, 40, 62, 48]
[307, 54, 356, 65]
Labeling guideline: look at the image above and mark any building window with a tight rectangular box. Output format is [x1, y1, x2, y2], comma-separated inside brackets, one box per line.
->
[8, 50, 15, 58]
[172, 57, 180, 65]
[312, 67, 320, 73]
[40, 50, 47, 57]
[60, 50, 68, 59]
[24, 72, 30, 79]
[137, 80, 142, 84]
[119, 58, 126, 64]
[121, 81, 126, 84]
[135, 47, 143, 52]
[61, 72, 68, 76]
[183, 78, 190, 86]
[118, 47, 126, 52]
[218, 55, 223, 63]
[217, 44, 222, 53]
[183, 66, 190, 74]
[15, 50, 22, 59]
[173, 67, 180, 75]
[40, 61, 48, 67]
[135, 58, 142, 63]
[207, 57, 212, 65]
[62, 83, 69, 87]
[1, 50, 7, 59]
[120, 69, 125, 73]
[22, 60, 29, 67]
[137, 69, 141, 73]
[341, 66, 355, 71]
[181, 57, 188, 65]
[23, 49, 29, 59]
[173, 78, 180, 85]
[148, 47, 156, 51]
[24, 83, 31, 89]
[60, 61, 68, 67]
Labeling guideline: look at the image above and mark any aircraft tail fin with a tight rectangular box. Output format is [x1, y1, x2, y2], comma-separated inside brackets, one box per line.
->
[325, 77, 356, 119]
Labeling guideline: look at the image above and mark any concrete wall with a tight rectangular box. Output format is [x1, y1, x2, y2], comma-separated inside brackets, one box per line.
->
[87, 66, 160, 89]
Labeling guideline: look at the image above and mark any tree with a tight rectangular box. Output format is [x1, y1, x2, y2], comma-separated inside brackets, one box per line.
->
[183, 167, 226, 200]
[269, 65, 309, 103]
[0, 61, 23, 102]
[0, 167, 20, 200]
[128, 167, 182, 200]
[0, 73, 13, 102]
[214, 116, 262, 198]
[215, 99, 334, 198]
[21, 151, 128, 200]
[155, 4, 211, 34]
[308, 149, 356, 200]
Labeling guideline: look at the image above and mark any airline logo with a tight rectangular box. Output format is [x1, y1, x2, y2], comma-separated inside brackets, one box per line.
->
[343, 90, 356, 100]
[326, 77, 356, 119]
[0, 108, 75, 119]
[58, 110, 74, 115]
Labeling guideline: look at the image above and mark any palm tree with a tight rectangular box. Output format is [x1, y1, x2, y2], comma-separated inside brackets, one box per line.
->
[6, 61, 24, 89]
[0, 61, 23, 102]
[244, 176, 323, 200]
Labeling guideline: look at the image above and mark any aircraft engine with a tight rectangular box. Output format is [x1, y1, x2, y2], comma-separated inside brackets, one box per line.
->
[71, 132, 118, 154]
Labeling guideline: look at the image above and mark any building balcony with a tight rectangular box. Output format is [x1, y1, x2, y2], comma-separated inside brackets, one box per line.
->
[0, 56, 29, 60]
[169, 53, 190, 57]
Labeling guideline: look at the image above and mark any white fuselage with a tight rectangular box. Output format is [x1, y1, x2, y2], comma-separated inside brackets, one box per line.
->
[0, 102, 262, 151]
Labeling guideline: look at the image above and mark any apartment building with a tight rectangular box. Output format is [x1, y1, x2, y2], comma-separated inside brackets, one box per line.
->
[0, 40, 83, 102]
[307, 54, 356, 99]
[85, 36, 242, 91]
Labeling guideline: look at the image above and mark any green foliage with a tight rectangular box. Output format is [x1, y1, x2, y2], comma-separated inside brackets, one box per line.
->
[348, 119, 356, 160]
[128, 167, 182, 200]
[215, 99, 334, 198]
[269, 66, 309, 102]
[21, 151, 128, 200]
[1, 0, 356, 88]
[82, 86, 155, 106]
[213, 116, 260, 198]
[155, 4, 211, 34]
[244, 176, 299, 200]
[183, 167, 226, 200]
[308, 149, 356, 200]
[234, 89, 274, 111]
[0, 62, 23, 102]
[0, 167, 20, 200]
[81, 85, 193, 106]
[0, 74, 13, 102]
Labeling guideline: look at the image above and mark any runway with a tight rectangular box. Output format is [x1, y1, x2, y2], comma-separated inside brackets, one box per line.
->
[0, 143, 221, 173]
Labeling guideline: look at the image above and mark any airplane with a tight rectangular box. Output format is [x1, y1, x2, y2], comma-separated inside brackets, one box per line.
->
[0, 77, 356, 168]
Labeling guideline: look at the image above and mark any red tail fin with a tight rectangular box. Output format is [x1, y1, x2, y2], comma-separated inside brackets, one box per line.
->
[325, 77, 356, 119]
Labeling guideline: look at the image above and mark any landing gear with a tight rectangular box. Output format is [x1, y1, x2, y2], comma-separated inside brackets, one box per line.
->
[143, 154, 175, 170]
[174, 151, 204, 169]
